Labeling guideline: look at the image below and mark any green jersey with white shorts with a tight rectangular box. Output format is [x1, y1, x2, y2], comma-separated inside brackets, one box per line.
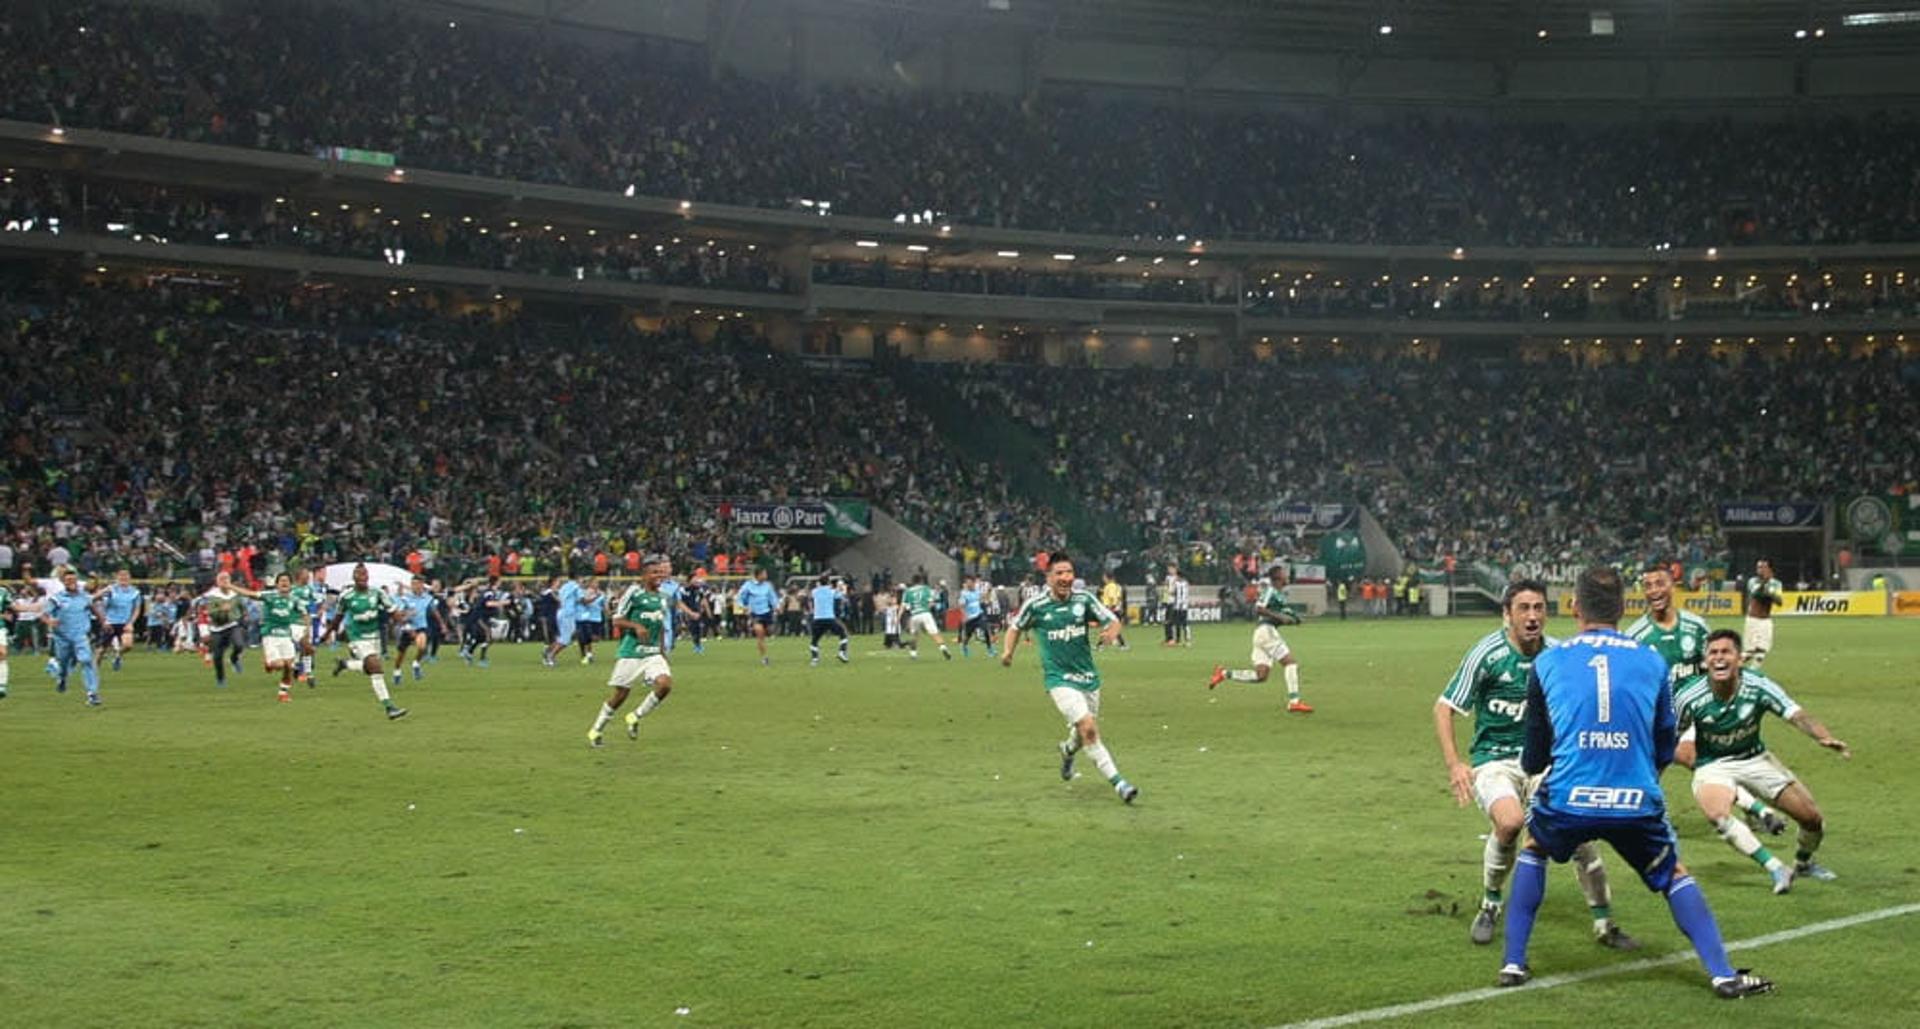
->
[903, 584, 935, 615]
[338, 588, 393, 643]
[261, 593, 301, 639]
[1438, 629, 1556, 766]
[1672, 670, 1800, 766]
[1012, 589, 1117, 692]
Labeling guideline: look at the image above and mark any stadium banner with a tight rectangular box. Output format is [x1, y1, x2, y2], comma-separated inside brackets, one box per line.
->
[1622, 590, 1743, 618]
[1290, 563, 1327, 583]
[1717, 502, 1822, 528]
[1776, 590, 1887, 617]
[1893, 592, 1920, 617]
[1842, 494, 1920, 558]
[724, 501, 870, 537]
[1274, 504, 1356, 530]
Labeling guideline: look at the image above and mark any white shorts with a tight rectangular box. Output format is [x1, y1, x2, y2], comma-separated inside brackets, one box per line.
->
[1472, 758, 1531, 814]
[909, 612, 940, 637]
[1250, 624, 1292, 668]
[1048, 686, 1101, 726]
[348, 639, 381, 662]
[608, 655, 671, 689]
[1742, 617, 1775, 657]
[263, 636, 298, 664]
[0, 625, 9, 649]
[1693, 751, 1797, 802]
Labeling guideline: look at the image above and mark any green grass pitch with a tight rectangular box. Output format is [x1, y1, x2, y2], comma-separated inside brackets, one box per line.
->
[3, 618, 1916, 1027]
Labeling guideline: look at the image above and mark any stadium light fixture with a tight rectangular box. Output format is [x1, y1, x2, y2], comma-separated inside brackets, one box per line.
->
[1115, 255, 1129, 263]
[856, 240, 880, 248]
[907, 244, 930, 252]
[996, 250, 1020, 258]
[1843, 11, 1920, 26]
[1794, 28, 1808, 38]
[1053, 254, 1077, 261]
[1378, 24, 1392, 35]
[1537, 28, 1549, 38]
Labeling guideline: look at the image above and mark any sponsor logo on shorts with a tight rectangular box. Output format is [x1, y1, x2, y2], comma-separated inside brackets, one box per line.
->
[1567, 786, 1646, 810]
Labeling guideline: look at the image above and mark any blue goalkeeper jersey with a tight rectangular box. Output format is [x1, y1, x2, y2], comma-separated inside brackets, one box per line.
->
[1522, 628, 1675, 820]
[102, 584, 142, 623]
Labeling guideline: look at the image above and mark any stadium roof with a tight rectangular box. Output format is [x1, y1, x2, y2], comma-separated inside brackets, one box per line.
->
[811, 0, 1920, 58]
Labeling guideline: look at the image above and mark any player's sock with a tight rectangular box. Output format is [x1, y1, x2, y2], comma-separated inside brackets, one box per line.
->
[1483, 833, 1516, 898]
[1795, 827, 1824, 864]
[1283, 663, 1302, 699]
[939, 644, 951, 659]
[1713, 814, 1779, 868]
[1227, 669, 1261, 683]
[1083, 742, 1120, 781]
[1500, 850, 1548, 970]
[370, 675, 393, 705]
[591, 703, 616, 734]
[1733, 785, 1762, 814]
[1062, 732, 1083, 756]
[1570, 842, 1614, 921]
[636, 689, 667, 719]
[80, 663, 99, 695]
[809, 643, 820, 661]
[0, 659, 10, 696]
[1664, 874, 1736, 980]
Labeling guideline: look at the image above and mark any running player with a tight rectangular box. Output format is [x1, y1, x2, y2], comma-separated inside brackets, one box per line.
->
[326, 564, 408, 720]
[197, 571, 251, 687]
[1001, 553, 1136, 804]
[1208, 563, 1310, 712]
[45, 568, 103, 705]
[807, 577, 851, 666]
[958, 576, 994, 657]
[0, 578, 13, 699]
[735, 566, 779, 665]
[1675, 629, 1849, 894]
[1742, 559, 1784, 668]
[1626, 566, 1784, 833]
[92, 569, 143, 672]
[1433, 579, 1637, 949]
[587, 555, 677, 748]
[902, 574, 952, 660]
[541, 574, 582, 667]
[1097, 572, 1128, 650]
[393, 576, 447, 684]
[575, 576, 605, 664]
[1496, 566, 1769, 999]
[254, 574, 304, 701]
[456, 576, 503, 667]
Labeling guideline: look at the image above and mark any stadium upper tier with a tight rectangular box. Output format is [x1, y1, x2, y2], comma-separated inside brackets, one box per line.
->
[6, 1, 1920, 249]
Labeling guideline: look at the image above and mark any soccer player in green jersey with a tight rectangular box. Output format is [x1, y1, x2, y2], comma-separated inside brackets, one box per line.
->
[1433, 580, 1637, 950]
[289, 568, 322, 685]
[1001, 553, 1136, 804]
[1627, 567, 1785, 833]
[325, 564, 408, 720]
[1208, 562, 1311, 712]
[1742, 559, 1785, 668]
[0, 581, 13, 699]
[1676, 630, 1850, 894]
[587, 554, 677, 749]
[220, 573, 303, 702]
[902, 574, 952, 661]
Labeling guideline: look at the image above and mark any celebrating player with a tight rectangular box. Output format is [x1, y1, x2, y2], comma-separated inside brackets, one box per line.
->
[327, 564, 408, 720]
[1433, 579, 1637, 949]
[92, 569, 143, 672]
[575, 575, 605, 664]
[1742, 560, 1784, 668]
[254, 574, 305, 702]
[1626, 566, 1785, 833]
[1496, 566, 1770, 999]
[902, 573, 952, 660]
[587, 554, 677, 748]
[456, 576, 504, 667]
[1675, 629, 1849, 894]
[45, 568, 103, 706]
[1001, 553, 1137, 804]
[1208, 562, 1311, 713]
[958, 575, 994, 657]
[807, 577, 851, 666]
[392, 576, 448, 684]
[196, 571, 251, 688]
[735, 566, 779, 665]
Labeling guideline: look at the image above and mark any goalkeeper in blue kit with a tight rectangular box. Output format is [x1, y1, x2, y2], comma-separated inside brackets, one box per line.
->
[1497, 565, 1772, 999]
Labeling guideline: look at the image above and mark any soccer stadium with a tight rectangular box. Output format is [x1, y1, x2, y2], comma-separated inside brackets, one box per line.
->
[3, 0, 1917, 1024]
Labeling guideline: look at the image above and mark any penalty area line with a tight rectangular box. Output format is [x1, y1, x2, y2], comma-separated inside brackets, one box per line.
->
[1271, 901, 1920, 1029]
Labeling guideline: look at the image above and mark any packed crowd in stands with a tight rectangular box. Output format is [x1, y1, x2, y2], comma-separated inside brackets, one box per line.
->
[948, 346, 1920, 571]
[813, 259, 1222, 305]
[0, 171, 791, 293]
[5, 1, 1920, 247]
[0, 275, 1062, 583]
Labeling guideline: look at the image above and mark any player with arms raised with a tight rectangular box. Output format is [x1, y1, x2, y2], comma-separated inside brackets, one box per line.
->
[1001, 553, 1137, 804]
[903, 573, 953, 661]
[1675, 629, 1848, 893]
[587, 555, 678, 748]
[1496, 566, 1770, 999]
[1434, 579, 1636, 949]
[1208, 562, 1310, 712]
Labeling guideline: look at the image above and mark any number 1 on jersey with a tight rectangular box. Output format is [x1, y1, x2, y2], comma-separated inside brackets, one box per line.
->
[1588, 654, 1611, 723]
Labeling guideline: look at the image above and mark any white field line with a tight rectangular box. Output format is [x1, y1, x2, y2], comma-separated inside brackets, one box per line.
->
[1272, 901, 1920, 1029]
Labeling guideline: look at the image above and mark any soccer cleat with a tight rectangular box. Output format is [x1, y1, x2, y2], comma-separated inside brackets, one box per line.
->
[411, 664, 423, 682]
[277, 690, 292, 704]
[1712, 970, 1775, 999]
[1207, 665, 1226, 689]
[1469, 904, 1499, 945]
[1058, 741, 1077, 781]
[332, 658, 348, 678]
[1769, 865, 1795, 895]
[761, 657, 771, 667]
[625, 711, 642, 740]
[1755, 807, 1789, 835]
[386, 706, 409, 721]
[943, 649, 953, 661]
[461, 650, 473, 666]
[1794, 860, 1837, 882]
[1116, 780, 1139, 804]
[1594, 923, 1641, 951]
[1287, 699, 1315, 714]
[809, 658, 820, 667]
[86, 693, 102, 707]
[0, 687, 8, 700]
[478, 659, 490, 669]
[45, 658, 60, 679]
[587, 729, 606, 748]
[111, 653, 122, 672]
[1495, 964, 1531, 988]
[837, 652, 850, 664]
